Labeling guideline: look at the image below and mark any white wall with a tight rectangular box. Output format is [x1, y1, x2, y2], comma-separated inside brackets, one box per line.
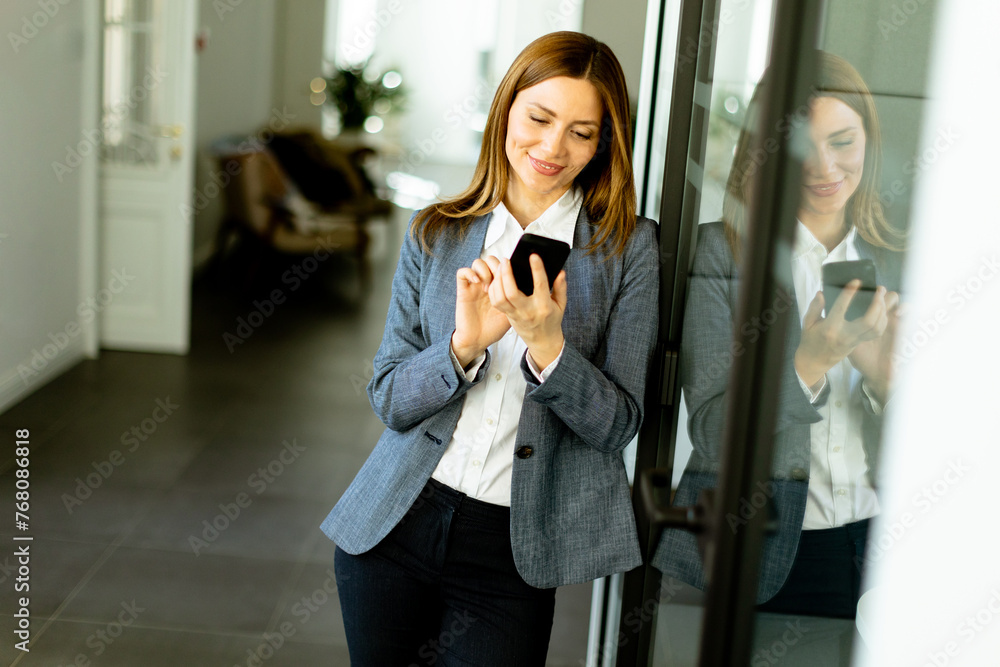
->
[858, 2, 1000, 664]
[195, 1, 278, 148]
[581, 0, 648, 106]
[368, 0, 503, 170]
[0, 0, 99, 413]
[191, 0, 279, 264]
[337, 0, 584, 183]
[191, 0, 329, 265]
[271, 0, 326, 132]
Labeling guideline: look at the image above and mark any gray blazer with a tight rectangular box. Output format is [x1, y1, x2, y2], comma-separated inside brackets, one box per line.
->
[321, 209, 660, 588]
[651, 221, 902, 602]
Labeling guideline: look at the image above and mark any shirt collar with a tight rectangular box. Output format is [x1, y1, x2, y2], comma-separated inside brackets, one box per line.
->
[484, 187, 582, 249]
[793, 220, 857, 261]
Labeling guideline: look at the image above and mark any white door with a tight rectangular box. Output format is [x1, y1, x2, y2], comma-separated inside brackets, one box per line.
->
[99, 0, 196, 353]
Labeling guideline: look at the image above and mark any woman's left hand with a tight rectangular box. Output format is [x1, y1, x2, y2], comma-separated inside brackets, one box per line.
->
[485, 254, 567, 371]
[848, 290, 902, 404]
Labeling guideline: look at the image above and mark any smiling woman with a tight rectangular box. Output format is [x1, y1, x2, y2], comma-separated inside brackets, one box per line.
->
[320, 31, 659, 667]
[503, 76, 604, 221]
[410, 30, 637, 257]
[655, 50, 908, 621]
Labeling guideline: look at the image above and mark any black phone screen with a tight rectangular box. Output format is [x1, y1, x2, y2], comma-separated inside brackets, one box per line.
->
[822, 259, 877, 321]
[509, 233, 571, 296]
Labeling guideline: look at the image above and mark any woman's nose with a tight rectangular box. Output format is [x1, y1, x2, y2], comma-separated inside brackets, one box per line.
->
[805, 145, 836, 177]
[539, 129, 565, 158]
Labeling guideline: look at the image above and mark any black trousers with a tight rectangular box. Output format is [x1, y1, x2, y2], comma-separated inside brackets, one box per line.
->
[335, 478, 556, 666]
[758, 518, 870, 619]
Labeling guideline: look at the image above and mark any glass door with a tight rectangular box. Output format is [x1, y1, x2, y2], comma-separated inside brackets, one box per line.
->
[620, 0, 939, 664]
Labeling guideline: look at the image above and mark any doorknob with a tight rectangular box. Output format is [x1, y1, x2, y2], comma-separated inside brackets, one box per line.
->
[639, 467, 709, 534]
[640, 467, 717, 576]
[157, 124, 184, 138]
[640, 467, 779, 584]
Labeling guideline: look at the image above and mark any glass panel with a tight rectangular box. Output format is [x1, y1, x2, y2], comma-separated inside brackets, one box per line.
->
[101, 0, 160, 167]
[742, 1, 938, 663]
[639, 0, 681, 220]
[647, 1, 939, 665]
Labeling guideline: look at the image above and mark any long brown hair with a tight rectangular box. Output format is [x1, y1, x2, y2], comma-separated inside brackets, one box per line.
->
[723, 51, 904, 260]
[412, 31, 636, 257]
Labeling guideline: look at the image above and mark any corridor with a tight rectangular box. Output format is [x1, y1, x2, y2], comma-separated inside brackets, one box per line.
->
[0, 207, 591, 666]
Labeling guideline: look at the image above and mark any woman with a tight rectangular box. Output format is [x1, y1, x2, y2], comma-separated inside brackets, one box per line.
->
[321, 32, 659, 665]
[653, 52, 904, 618]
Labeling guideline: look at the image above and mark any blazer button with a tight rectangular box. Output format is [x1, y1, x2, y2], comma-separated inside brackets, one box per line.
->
[790, 467, 808, 481]
[515, 446, 534, 459]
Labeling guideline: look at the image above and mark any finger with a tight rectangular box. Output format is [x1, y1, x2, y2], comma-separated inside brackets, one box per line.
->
[552, 270, 568, 310]
[858, 286, 888, 330]
[499, 257, 525, 300]
[828, 279, 861, 320]
[529, 253, 550, 296]
[456, 267, 479, 286]
[484, 256, 507, 298]
[483, 255, 502, 274]
[489, 261, 514, 311]
[884, 290, 901, 313]
[802, 291, 825, 329]
[470, 258, 494, 285]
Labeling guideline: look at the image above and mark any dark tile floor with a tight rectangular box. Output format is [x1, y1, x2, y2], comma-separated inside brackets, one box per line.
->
[0, 207, 591, 666]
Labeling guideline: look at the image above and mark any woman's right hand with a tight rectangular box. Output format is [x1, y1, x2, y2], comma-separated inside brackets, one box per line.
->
[794, 280, 889, 388]
[451, 257, 511, 368]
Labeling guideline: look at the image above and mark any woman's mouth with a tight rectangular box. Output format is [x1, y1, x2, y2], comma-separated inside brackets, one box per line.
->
[805, 180, 844, 197]
[529, 155, 564, 176]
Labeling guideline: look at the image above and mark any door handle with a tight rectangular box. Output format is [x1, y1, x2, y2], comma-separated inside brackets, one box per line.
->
[640, 467, 717, 575]
[640, 467, 780, 582]
[639, 467, 707, 533]
[157, 124, 184, 138]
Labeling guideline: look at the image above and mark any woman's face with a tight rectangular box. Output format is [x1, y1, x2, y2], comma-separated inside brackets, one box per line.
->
[799, 96, 867, 225]
[505, 76, 603, 205]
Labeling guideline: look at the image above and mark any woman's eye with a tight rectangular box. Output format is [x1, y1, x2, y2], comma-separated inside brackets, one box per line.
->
[574, 132, 593, 141]
[530, 116, 547, 125]
[833, 139, 855, 148]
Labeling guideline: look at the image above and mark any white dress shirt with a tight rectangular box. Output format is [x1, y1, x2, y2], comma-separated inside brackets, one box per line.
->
[791, 222, 881, 529]
[430, 188, 583, 506]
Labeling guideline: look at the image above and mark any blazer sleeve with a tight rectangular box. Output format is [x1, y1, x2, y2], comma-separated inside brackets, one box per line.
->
[520, 219, 660, 453]
[680, 223, 825, 468]
[366, 219, 489, 432]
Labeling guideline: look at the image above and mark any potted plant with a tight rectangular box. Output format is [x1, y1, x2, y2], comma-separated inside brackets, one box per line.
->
[325, 60, 405, 133]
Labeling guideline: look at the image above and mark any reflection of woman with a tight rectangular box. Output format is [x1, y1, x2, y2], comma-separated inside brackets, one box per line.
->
[654, 52, 904, 618]
[321, 32, 658, 664]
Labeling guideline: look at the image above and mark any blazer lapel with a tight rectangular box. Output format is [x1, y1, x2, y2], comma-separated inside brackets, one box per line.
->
[458, 212, 492, 268]
[425, 213, 492, 343]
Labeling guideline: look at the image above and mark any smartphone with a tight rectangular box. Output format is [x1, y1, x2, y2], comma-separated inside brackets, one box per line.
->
[822, 259, 877, 321]
[509, 233, 571, 296]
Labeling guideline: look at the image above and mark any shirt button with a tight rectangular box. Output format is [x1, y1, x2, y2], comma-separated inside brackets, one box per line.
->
[495, 373, 503, 381]
[835, 400, 843, 408]
[486, 418, 494, 425]
[833, 446, 842, 453]
[472, 460, 481, 467]
[837, 489, 847, 496]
